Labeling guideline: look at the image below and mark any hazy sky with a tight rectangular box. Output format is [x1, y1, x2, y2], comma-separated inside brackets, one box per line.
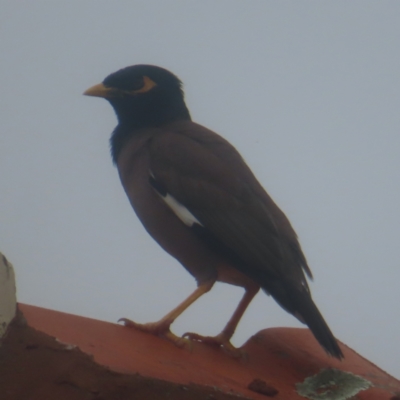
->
[1, 2, 399, 378]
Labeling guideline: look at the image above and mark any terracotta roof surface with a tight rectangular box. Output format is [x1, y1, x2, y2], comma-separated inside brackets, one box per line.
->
[2, 304, 399, 399]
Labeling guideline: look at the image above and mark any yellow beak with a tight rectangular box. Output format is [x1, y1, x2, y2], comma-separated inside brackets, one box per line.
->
[83, 83, 113, 98]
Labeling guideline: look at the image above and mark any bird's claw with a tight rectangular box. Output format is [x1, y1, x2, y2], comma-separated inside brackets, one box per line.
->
[182, 331, 244, 358]
[118, 317, 190, 348]
[118, 317, 169, 334]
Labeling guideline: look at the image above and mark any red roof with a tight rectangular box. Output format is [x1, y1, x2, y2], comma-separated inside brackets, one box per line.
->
[12, 303, 399, 399]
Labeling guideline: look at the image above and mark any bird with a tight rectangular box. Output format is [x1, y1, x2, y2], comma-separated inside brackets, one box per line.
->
[84, 64, 343, 359]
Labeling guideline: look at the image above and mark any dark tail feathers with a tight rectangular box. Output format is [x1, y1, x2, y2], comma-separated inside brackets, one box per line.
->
[268, 284, 344, 359]
[290, 289, 343, 359]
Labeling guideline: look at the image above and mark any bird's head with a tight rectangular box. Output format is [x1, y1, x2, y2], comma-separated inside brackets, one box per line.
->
[84, 64, 191, 128]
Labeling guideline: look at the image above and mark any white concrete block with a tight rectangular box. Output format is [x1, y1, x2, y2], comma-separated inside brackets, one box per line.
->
[0, 253, 17, 338]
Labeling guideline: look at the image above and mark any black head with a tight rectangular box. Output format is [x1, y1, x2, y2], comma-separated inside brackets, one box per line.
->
[84, 64, 191, 161]
[84, 64, 191, 127]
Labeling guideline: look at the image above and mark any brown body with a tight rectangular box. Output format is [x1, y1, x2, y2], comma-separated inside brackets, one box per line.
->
[117, 120, 306, 289]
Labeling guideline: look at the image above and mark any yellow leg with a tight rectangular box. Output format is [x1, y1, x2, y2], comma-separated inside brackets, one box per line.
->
[184, 284, 259, 356]
[119, 280, 214, 346]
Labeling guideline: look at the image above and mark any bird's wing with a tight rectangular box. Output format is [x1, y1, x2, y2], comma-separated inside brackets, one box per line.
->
[149, 124, 311, 287]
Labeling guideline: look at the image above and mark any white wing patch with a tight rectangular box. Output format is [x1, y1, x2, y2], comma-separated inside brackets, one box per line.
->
[149, 169, 203, 227]
[162, 193, 202, 227]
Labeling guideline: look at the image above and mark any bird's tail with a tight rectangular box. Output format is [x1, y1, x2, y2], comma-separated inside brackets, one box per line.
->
[289, 289, 343, 359]
[268, 283, 344, 359]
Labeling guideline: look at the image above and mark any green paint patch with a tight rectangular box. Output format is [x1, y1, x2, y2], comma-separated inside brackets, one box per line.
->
[296, 368, 372, 400]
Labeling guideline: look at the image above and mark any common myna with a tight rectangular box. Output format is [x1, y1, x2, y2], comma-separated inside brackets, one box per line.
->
[84, 65, 343, 359]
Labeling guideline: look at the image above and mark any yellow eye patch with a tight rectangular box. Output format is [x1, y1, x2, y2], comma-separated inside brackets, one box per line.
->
[130, 76, 157, 94]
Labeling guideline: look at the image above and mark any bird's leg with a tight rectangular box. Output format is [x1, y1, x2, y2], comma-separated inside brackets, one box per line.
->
[183, 284, 259, 357]
[119, 280, 214, 347]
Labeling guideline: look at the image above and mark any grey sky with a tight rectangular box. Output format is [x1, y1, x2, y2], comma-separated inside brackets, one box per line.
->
[1, 2, 399, 378]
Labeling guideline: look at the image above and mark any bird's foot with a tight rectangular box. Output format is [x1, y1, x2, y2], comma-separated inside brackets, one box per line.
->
[119, 318, 189, 348]
[182, 331, 244, 358]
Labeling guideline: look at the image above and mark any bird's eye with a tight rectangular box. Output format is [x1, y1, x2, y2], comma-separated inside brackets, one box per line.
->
[128, 77, 146, 91]
[129, 76, 157, 94]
